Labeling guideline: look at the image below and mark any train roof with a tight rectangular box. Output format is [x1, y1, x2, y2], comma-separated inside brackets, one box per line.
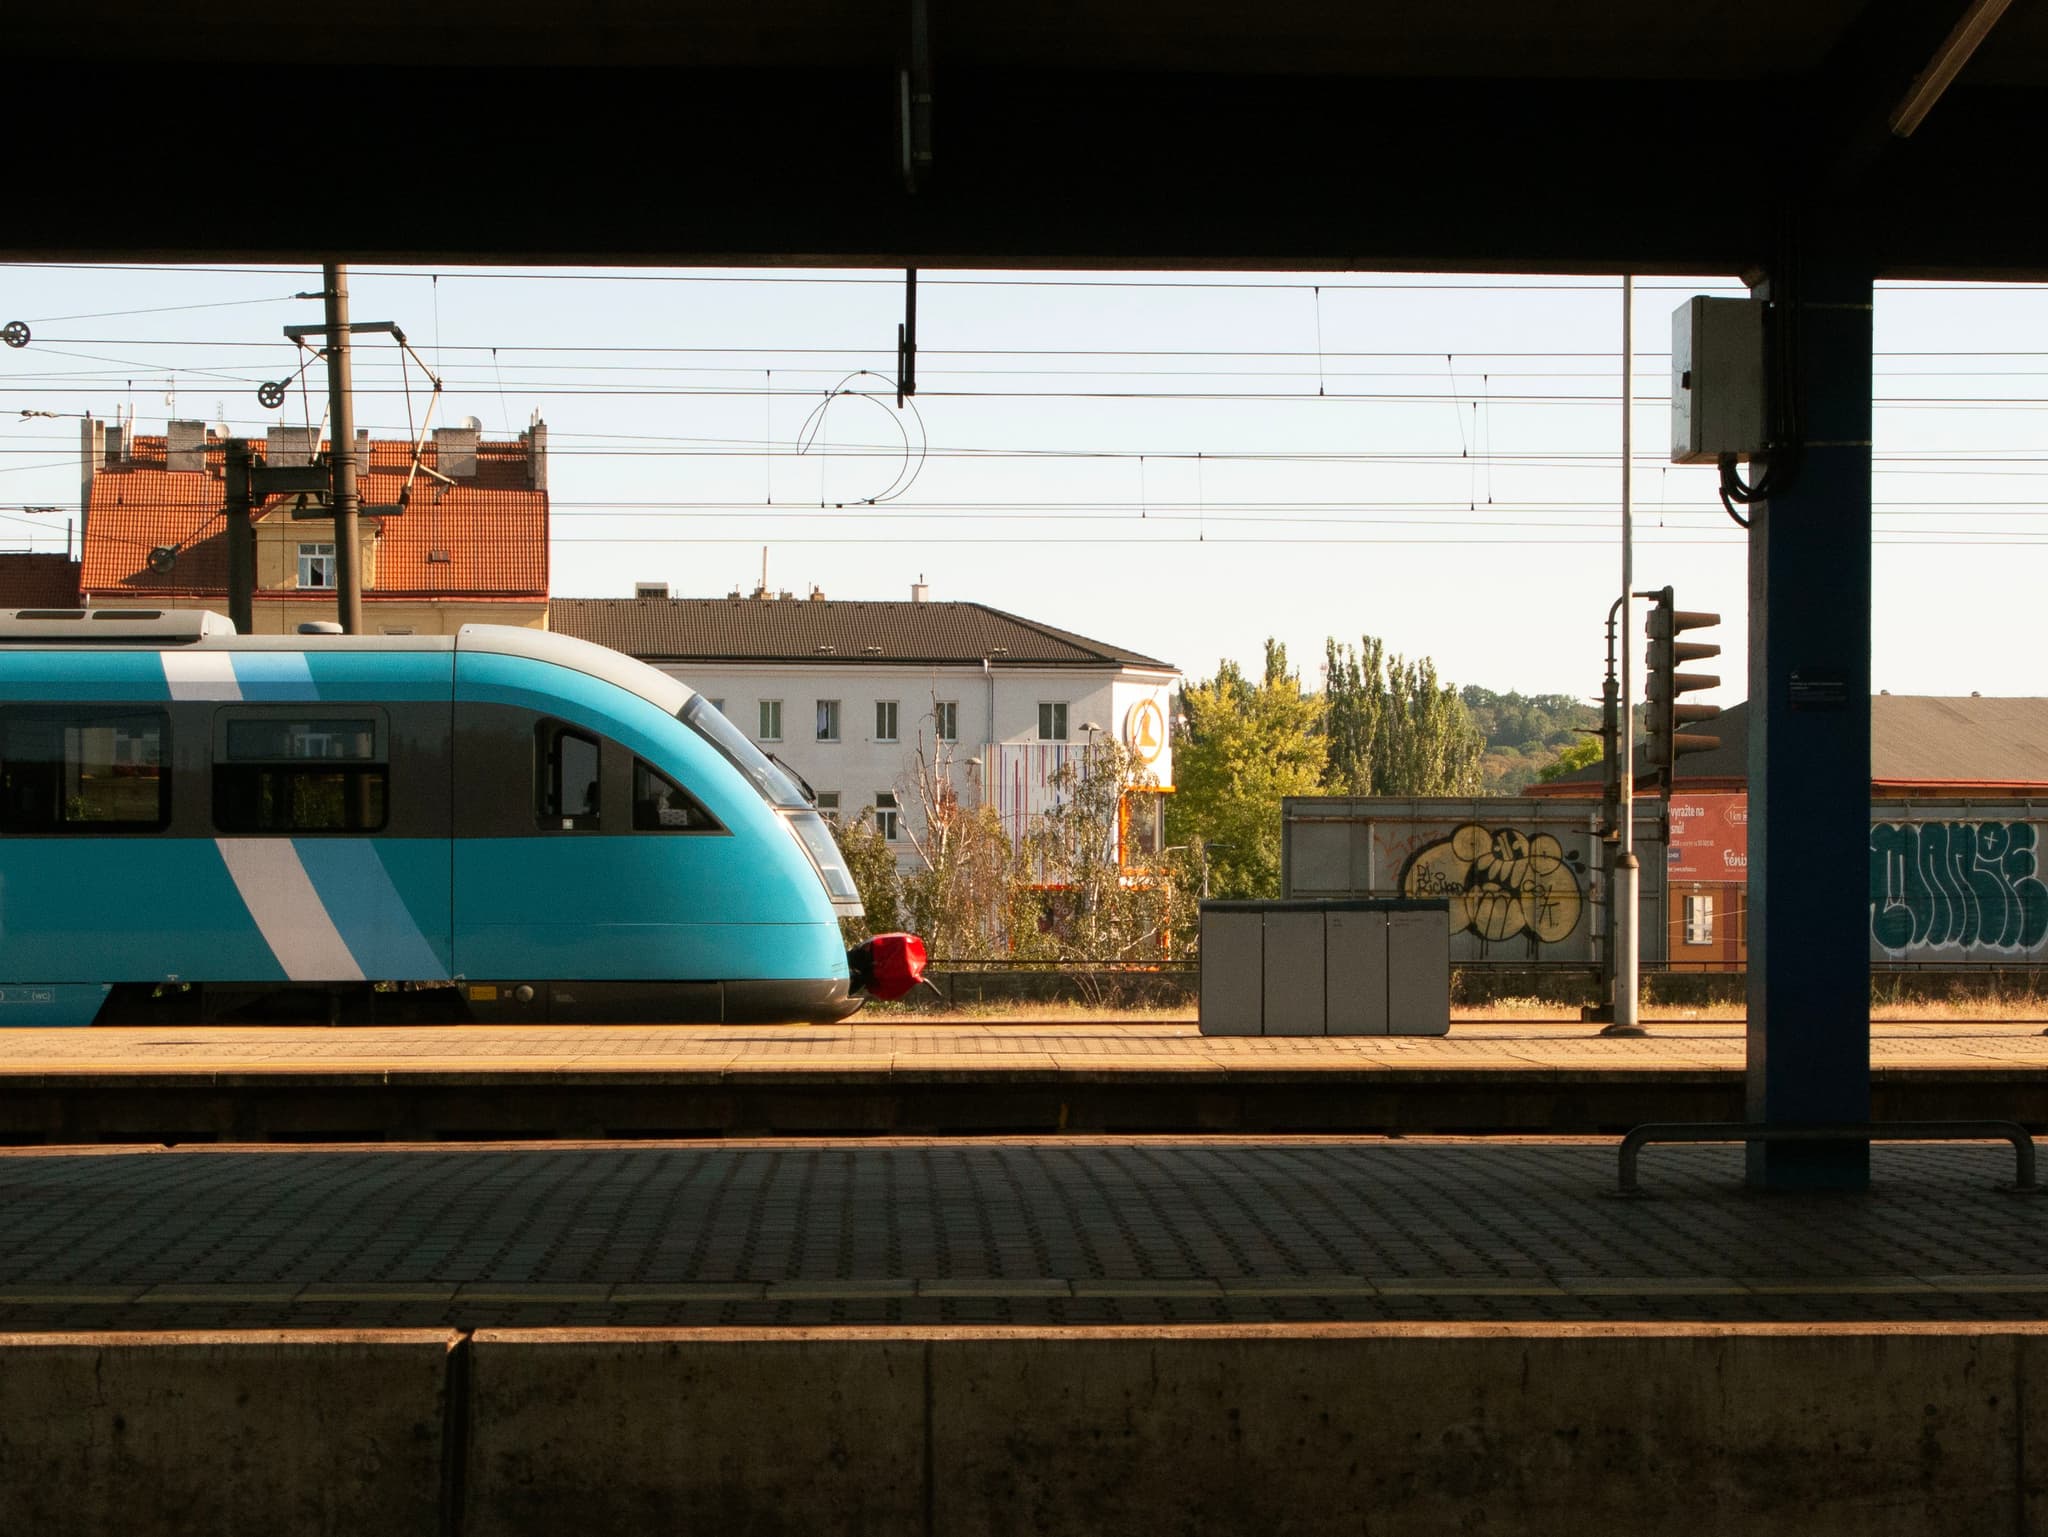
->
[0, 609, 698, 719]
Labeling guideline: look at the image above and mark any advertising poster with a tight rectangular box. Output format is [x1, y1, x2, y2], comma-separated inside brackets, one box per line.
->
[1667, 793, 1748, 881]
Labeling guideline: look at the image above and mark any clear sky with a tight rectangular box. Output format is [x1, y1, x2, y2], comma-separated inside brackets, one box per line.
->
[2, 263, 2043, 706]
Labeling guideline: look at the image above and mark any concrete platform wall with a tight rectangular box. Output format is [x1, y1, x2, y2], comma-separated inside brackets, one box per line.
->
[4, 1325, 2045, 1536]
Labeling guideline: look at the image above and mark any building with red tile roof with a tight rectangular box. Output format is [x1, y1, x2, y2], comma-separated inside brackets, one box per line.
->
[0, 552, 82, 608]
[78, 416, 548, 634]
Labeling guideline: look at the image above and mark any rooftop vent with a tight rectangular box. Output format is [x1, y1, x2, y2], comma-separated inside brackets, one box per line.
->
[265, 425, 318, 467]
[166, 419, 206, 474]
[432, 425, 478, 478]
[635, 582, 669, 599]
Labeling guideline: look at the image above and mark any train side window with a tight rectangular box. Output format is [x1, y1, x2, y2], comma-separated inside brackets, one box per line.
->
[632, 759, 722, 832]
[213, 713, 387, 833]
[0, 710, 169, 833]
[537, 723, 602, 830]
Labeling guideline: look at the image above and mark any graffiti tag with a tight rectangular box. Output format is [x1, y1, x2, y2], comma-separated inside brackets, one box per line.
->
[1401, 824, 1584, 946]
[1869, 821, 2048, 954]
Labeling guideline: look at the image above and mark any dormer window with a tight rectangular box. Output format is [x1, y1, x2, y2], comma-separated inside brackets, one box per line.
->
[298, 542, 336, 590]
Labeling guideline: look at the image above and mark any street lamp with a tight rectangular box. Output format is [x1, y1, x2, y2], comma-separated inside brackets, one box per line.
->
[1165, 840, 1231, 902]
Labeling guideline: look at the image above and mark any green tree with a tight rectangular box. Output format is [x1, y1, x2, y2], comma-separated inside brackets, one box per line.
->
[896, 724, 1029, 960]
[1166, 639, 1327, 900]
[1320, 635, 1384, 796]
[1536, 735, 1603, 783]
[1023, 737, 1186, 960]
[1321, 636, 1485, 797]
[1380, 651, 1484, 794]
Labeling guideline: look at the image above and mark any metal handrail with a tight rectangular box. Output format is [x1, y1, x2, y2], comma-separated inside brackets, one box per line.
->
[1618, 1120, 2038, 1194]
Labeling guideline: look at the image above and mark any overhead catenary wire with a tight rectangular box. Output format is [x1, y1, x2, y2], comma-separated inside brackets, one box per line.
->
[9, 266, 2045, 579]
[20, 260, 2027, 295]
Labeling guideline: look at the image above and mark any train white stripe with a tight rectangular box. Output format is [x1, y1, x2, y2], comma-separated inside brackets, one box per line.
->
[214, 839, 365, 982]
[162, 652, 241, 700]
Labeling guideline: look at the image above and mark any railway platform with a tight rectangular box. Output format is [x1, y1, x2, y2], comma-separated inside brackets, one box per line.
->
[0, 1016, 2042, 1141]
[0, 1133, 2044, 1331]
[5, 1121, 2048, 1533]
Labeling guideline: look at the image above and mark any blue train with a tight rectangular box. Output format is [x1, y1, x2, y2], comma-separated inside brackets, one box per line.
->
[0, 609, 876, 1026]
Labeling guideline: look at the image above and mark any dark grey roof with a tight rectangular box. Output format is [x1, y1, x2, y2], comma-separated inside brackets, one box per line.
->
[1541, 696, 2048, 790]
[550, 597, 1175, 671]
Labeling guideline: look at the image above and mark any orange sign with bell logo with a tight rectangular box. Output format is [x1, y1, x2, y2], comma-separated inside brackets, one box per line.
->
[1125, 698, 1165, 765]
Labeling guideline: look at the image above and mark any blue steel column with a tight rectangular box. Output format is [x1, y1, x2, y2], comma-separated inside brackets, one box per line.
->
[1745, 258, 1874, 1189]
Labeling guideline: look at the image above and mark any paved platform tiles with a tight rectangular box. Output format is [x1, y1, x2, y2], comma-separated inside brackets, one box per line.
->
[3, 1016, 2045, 1074]
[4, 1018, 2042, 1139]
[1, 1135, 2044, 1331]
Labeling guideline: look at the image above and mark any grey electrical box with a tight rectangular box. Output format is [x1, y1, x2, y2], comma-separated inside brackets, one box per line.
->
[1197, 900, 1450, 1037]
[1671, 296, 1766, 465]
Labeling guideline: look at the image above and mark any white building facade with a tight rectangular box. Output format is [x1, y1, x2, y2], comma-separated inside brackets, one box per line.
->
[552, 587, 1179, 869]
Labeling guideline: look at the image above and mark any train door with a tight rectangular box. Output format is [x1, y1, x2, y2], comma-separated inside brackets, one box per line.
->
[448, 695, 730, 1019]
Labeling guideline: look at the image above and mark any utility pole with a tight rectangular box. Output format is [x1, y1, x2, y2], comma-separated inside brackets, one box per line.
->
[322, 262, 363, 634]
[224, 438, 254, 635]
[1604, 275, 1645, 1037]
[1584, 597, 1624, 1023]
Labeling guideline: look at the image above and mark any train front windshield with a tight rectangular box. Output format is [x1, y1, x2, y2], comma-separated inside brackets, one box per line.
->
[681, 693, 863, 913]
[681, 695, 810, 809]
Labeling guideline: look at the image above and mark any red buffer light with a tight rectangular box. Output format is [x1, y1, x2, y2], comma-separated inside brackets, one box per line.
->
[849, 932, 928, 1001]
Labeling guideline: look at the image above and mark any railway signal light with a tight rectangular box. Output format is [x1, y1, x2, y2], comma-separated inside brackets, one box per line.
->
[1643, 586, 1721, 790]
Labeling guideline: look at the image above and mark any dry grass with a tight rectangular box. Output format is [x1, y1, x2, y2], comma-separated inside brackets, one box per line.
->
[867, 993, 2048, 1025]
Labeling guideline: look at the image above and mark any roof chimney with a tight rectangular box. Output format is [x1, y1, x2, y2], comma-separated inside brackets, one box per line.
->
[433, 425, 478, 479]
[166, 419, 206, 474]
[524, 416, 547, 491]
[355, 428, 372, 471]
[635, 582, 669, 599]
[80, 416, 105, 529]
[808, 584, 826, 601]
[910, 576, 929, 603]
[265, 425, 318, 467]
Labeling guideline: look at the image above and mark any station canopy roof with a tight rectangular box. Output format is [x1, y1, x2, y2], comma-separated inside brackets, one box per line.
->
[13, 1, 2048, 276]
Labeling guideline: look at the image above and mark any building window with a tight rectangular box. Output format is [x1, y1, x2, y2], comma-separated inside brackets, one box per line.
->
[875, 700, 899, 742]
[536, 722, 601, 830]
[1038, 702, 1068, 741]
[214, 714, 386, 833]
[816, 791, 840, 825]
[298, 542, 336, 590]
[708, 699, 726, 716]
[1683, 894, 1715, 946]
[874, 790, 900, 841]
[1122, 789, 1166, 868]
[632, 758, 720, 831]
[0, 711, 169, 833]
[816, 699, 841, 742]
[758, 700, 782, 742]
[934, 701, 958, 742]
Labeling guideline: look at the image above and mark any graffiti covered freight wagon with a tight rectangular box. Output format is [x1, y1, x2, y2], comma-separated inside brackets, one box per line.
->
[1285, 794, 2048, 971]
[1280, 797, 1667, 964]
[1869, 804, 2048, 964]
